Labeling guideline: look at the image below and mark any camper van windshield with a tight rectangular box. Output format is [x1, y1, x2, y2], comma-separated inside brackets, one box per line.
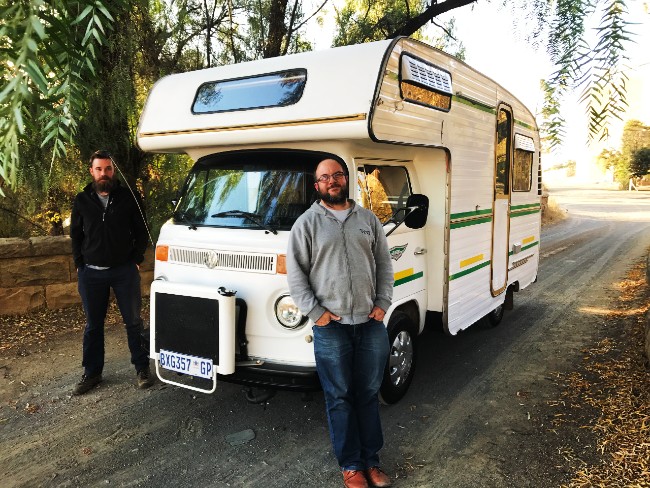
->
[173, 153, 318, 231]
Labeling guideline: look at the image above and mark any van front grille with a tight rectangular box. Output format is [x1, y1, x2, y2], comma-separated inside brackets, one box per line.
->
[168, 247, 277, 274]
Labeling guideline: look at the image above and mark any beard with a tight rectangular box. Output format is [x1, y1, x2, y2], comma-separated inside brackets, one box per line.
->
[317, 181, 348, 205]
[92, 176, 116, 194]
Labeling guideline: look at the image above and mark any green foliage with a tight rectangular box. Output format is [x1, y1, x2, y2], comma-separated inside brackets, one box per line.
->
[332, 0, 465, 58]
[143, 153, 194, 241]
[601, 120, 650, 186]
[540, 79, 566, 151]
[547, 160, 576, 177]
[0, 0, 322, 238]
[595, 148, 622, 173]
[333, 0, 425, 46]
[0, 0, 125, 192]
[620, 120, 650, 161]
[542, 0, 634, 147]
[241, 0, 315, 59]
[629, 148, 650, 178]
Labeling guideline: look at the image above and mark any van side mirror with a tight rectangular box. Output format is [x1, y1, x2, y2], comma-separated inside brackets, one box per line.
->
[384, 193, 429, 237]
[404, 194, 429, 229]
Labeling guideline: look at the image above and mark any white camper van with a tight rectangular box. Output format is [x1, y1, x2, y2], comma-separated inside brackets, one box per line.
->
[137, 37, 541, 403]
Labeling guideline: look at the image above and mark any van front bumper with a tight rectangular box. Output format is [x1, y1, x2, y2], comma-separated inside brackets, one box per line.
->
[219, 360, 321, 392]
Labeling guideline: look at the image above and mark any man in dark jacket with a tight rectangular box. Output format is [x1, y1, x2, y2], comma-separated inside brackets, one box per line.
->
[70, 149, 153, 395]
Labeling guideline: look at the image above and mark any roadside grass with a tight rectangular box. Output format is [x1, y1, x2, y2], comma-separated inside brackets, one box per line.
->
[552, 258, 650, 487]
[541, 186, 567, 227]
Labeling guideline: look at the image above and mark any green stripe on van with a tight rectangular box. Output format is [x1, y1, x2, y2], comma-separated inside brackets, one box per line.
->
[515, 119, 536, 130]
[511, 209, 541, 217]
[450, 216, 492, 229]
[450, 208, 493, 219]
[521, 241, 539, 251]
[508, 241, 539, 255]
[394, 271, 424, 287]
[452, 95, 496, 115]
[449, 260, 490, 280]
[511, 203, 541, 211]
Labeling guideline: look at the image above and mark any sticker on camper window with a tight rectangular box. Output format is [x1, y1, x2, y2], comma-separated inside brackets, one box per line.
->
[192, 69, 307, 114]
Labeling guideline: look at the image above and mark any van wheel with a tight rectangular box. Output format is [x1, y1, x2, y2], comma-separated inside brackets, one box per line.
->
[487, 303, 505, 327]
[379, 311, 417, 404]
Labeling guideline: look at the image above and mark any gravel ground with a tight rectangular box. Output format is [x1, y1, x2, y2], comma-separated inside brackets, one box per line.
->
[1, 257, 648, 487]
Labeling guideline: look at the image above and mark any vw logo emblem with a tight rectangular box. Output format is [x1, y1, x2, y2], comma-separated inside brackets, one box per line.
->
[205, 250, 219, 269]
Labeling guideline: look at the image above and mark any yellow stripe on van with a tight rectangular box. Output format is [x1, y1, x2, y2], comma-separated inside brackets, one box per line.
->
[138, 114, 368, 138]
[523, 236, 535, 245]
[393, 268, 424, 287]
[394, 268, 414, 281]
[460, 254, 484, 268]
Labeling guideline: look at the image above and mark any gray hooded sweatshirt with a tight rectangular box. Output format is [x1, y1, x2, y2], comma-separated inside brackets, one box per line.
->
[286, 200, 393, 324]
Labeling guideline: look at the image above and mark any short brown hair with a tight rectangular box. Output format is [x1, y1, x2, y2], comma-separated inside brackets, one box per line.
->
[89, 149, 112, 166]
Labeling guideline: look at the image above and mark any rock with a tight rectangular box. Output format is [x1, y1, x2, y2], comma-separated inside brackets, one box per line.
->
[29, 237, 72, 256]
[225, 429, 255, 446]
[46, 282, 81, 309]
[0, 238, 31, 259]
[0, 256, 71, 286]
[0, 286, 46, 314]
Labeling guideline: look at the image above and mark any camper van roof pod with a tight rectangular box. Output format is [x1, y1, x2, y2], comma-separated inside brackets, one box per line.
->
[137, 40, 394, 153]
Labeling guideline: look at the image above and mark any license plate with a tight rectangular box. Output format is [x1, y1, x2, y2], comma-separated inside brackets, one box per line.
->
[159, 349, 213, 379]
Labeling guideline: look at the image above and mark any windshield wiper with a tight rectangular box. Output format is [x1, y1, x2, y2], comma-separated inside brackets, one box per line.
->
[174, 211, 197, 230]
[211, 210, 278, 235]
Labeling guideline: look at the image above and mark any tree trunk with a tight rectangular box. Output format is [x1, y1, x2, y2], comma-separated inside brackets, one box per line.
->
[264, 0, 288, 58]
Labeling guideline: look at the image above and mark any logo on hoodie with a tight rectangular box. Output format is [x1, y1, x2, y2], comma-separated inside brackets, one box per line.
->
[389, 244, 408, 261]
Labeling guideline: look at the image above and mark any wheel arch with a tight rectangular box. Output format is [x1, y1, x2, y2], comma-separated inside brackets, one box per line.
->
[387, 299, 421, 333]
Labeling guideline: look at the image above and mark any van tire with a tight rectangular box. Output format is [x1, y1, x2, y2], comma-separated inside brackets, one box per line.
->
[486, 303, 505, 327]
[379, 311, 417, 404]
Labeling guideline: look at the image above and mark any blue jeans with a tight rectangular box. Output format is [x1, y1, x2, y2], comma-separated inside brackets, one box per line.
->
[313, 318, 390, 471]
[77, 262, 148, 376]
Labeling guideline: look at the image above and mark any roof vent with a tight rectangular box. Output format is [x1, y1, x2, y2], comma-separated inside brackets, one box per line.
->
[401, 55, 452, 95]
[515, 134, 535, 152]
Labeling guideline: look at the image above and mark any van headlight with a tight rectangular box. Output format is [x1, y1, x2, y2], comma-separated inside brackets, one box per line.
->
[275, 295, 307, 329]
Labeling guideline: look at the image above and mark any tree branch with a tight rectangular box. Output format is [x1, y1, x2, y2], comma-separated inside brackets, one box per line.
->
[387, 0, 477, 38]
[291, 0, 329, 32]
[0, 205, 48, 233]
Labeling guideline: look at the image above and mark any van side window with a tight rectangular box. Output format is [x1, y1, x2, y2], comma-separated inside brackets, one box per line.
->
[512, 134, 535, 192]
[513, 150, 533, 191]
[356, 165, 411, 223]
[495, 108, 512, 196]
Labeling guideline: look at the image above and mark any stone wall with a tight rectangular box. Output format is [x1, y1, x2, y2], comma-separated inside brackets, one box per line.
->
[0, 237, 154, 316]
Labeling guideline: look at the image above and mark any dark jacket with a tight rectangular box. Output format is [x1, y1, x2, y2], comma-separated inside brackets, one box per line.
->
[70, 181, 149, 268]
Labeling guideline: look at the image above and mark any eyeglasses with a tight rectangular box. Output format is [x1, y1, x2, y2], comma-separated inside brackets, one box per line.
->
[316, 171, 347, 183]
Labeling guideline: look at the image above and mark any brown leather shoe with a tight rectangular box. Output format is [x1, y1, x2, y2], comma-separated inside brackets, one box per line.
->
[365, 467, 392, 487]
[342, 470, 369, 488]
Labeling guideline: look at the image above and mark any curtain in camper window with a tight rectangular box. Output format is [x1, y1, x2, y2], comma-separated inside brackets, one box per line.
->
[357, 165, 411, 223]
[512, 134, 535, 192]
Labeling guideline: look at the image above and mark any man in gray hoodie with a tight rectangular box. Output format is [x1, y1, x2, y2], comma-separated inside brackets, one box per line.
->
[287, 158, 393, 488]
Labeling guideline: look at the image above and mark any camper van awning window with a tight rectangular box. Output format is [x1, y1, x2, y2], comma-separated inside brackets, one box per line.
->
[400, 54, 453, 112]
[192, 69, 307, 114]
[514, 134, 535, 152]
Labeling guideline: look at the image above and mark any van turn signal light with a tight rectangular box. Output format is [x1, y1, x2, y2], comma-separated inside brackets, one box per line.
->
[156, 245, 169, 262]
[276, 254, 287, 274]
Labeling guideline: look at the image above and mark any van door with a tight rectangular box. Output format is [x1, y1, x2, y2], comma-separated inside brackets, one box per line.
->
[356, 162, 427, 303]
[491, 105, 513, 296]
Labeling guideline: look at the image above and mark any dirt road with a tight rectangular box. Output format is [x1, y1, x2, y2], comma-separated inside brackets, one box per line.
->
[1, 185, 649, 488]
